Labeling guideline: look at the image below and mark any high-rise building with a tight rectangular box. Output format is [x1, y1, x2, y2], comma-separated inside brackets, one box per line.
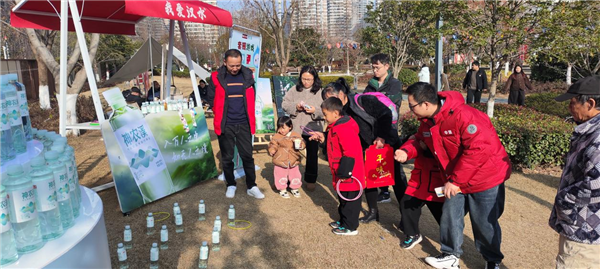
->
[327, 0, 351, 40]
[136, 17, 169, 40]
[174, 0, 220, 46]
[292, 0, 328, 38]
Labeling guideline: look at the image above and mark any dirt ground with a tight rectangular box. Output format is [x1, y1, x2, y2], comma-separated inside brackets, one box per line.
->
[69, 111, 559, 269]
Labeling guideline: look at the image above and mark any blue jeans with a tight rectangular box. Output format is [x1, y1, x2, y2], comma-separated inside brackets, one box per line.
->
[439, 183, 505, 263]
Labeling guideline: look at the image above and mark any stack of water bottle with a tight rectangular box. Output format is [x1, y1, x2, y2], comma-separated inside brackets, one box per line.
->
[0, 130, 83, 266]
[117, 201, 237, 269]
[1, 74, 33, 162]
[140, 98, 195, 115]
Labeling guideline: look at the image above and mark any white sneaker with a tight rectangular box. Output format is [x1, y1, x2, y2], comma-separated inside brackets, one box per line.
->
[424, 253, 460, 269]
[225, 186, 237, 198]
[247, 186, 265, 199]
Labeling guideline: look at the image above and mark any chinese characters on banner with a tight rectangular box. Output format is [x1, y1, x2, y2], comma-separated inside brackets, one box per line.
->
[229, 29, 261, 80]
[364, 145, 396, 188]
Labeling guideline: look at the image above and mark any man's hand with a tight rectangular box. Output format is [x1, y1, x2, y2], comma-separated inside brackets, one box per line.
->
[308, 131, 325, 143]
[394, 149, 408, 163]
[304, 106, 316, 114]
[443, 181, 461, 199]
[296, 103, 305, 111]
[374, 137, 385, 149]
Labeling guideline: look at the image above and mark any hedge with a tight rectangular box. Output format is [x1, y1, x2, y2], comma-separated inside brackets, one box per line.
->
[399, 104, 573, 167]
[320, 75, 354, 86]
[525, 93, 570, 118]
[397, 68, 418, 86]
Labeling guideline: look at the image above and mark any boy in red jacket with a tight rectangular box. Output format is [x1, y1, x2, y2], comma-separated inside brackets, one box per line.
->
[309, 97, 366, 236]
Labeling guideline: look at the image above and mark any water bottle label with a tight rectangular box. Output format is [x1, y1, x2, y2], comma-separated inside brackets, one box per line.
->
[174, 207, 180, 215]
[17, 91, 29, 117]
[117, 248, 127, 261]
[8, 188, 38, 223]
[33, 177, 58, 211]
[5, 96, 22, 126]
[1, 103, 10, 131]
[150, 248, 159, 261]
[112, 118, 170, 186]
[1, 194, 12, 233]
[228, 210, 235, 220]
[124, 230, 132, 241]
[147, 217, 154, 228]
[198, 204, 205, 214]
[199, 247, 208, 260]
[175, 214, 183, 225]
[161, 229, 168, 242]
[212, 232, 220, 244]
[54, 171, 71, 202]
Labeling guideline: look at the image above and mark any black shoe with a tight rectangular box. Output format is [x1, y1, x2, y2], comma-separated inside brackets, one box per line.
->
[486, 262, 500, 269]
[332, 227, 358, 235]
[329, 221, 341, 229]
[377, 191, 391, 203]
[400, 234, 422, 249]
[359, 208, 379, 223]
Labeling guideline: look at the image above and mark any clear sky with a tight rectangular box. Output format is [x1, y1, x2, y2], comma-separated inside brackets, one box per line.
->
[217, 0, 243, 12]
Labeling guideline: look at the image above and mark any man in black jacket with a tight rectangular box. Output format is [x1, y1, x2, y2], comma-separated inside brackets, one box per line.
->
[364, 53, 405, 204]
[462, 61, 488, 103]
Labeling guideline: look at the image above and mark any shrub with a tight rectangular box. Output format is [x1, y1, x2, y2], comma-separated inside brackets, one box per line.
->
[398, 112, 420, 142]
[445, 64, 467, 75]
[529, 81, 567, 94]
[320, 75, 354, 87]
[397, 68, 418, 86]
[525, 93, 570, 118]
[260, 71, 273, 79]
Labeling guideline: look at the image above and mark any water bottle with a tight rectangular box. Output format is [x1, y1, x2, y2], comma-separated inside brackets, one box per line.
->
[214, 216, 221, 232]
[123, 225, 132, 249]
[228, 205, 235, 227]
[45, 150, 75, 229]
[0, 185, 19, 266]
[0, 78, 26, 153]
[4, 164, 45, 254]
[198, 241, 209, 269]
[117, 242, 129, 269]
[64, 146, 82, 205]
[8, 75, 33, 141]
[53, 145, 81, 218]
[173, 202, 181, 216]
[141, 102, 148, 115]
[198, 200, 205, 221]
[29, 156, 64, 240]
[175, 212, 183, 233]
[43, 132, 56, 152]
[36, 129, 47, 142]
[146, 213, 155, 235]
[160, 225, 168, 250]
[0, 98, 15, 161]
[150, 242, 159, 269]
[211, 227, 220, 252]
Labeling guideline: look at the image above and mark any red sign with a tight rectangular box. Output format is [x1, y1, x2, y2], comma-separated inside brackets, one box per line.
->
[364, 145, 395, 189]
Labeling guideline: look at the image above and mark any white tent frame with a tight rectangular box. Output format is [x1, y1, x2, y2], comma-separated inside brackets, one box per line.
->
[55, 0, 207, 191]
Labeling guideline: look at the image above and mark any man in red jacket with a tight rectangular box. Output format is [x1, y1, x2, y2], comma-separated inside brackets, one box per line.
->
[395, 83, 510, 269]
[207, 49, 264, 199]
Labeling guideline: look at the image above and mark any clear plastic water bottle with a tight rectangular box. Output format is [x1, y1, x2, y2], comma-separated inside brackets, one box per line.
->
[173, 202, 181, 216]
[214, 216, 221, 232]
[228, 205, 235, 227]
[150, 242, 159, 269]
[123, 225, 132, 249]
[146, 213, 155, 235]
[29, 156, 64, 240]
[0, 184, 19, 266]
[64, 146, 82, 205]
[160, 225, 168, 250]
[211, 226, 220, 252]
[198, 200, 205, 221]
[141, 102, 148, 115]
[117, 242, 129, 269]
[198, 241, 209, 269]
[45, 150, 75, 229]
[175, 212, 183, 233]
[7, 75, 33, 141]
[0, 77, 26, 153]
[4, 164, 45, 254]
[1, 98, 15, 161]
[53, 144, 81, 218]
[43, 132, 56, 153]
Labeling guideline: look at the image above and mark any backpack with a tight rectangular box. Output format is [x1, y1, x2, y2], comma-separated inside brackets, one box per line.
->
[354, 92, 398, 129]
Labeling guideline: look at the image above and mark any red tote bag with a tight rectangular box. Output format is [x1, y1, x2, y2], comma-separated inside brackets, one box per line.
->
[364, 144, 395, 189]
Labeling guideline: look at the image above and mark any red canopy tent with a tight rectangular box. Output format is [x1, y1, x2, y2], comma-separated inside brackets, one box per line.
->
[10, 0, 232, 138]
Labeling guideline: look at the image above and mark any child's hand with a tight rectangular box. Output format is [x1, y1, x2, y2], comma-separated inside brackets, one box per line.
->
[308, 131, 324, 143]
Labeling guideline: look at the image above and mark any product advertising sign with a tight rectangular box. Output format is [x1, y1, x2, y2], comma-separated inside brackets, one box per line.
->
[229, 29, 261, 81]
[255, 78, 275, 133]
[272, 76, 298, 118]
[101, 106, 218, 213]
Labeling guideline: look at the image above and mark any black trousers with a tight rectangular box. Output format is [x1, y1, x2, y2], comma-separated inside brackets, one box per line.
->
[400, 194, 443, 236]
[338, 191, 361, 230]
[217, 124, 256, 189]
[466, 89, 483, 103]
[302, 135, 319, 183]
[508, 90, 525, 106]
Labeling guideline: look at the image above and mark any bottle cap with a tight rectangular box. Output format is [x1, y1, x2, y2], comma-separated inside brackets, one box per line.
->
[51, 144, 65, 153]
[148, 212, 153, 216]
[45, 150, 59, 160]
[202, 241, 208, 246]
[6, 164, 24, 176]
[152, 243, 157, 248]
[174, 202, 179, 206]
[125, 225, 130, 229]
[216, 216, 220, 220]
[213, 227, 218, 232]
[118, 243, 124, 248]
[162, 225, 167, 229]
[200, 200, 204, 203]
[230, 205, 234, 208]
[30, 156, 46, 167]
[37, 130, 48, 137]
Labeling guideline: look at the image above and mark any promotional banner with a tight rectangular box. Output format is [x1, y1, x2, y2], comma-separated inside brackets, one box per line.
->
[255, 78, 275, 133]
[101, 107, 218, 213]
[229, 29, 261, 81]
[272, 76, 298, 118]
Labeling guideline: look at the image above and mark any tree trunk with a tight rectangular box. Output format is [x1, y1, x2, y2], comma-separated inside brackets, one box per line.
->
[37, 57, 51, 109]
[56, 93, 79, 136]
[566, 63, 572, 85]
[486, 69, 500, 118]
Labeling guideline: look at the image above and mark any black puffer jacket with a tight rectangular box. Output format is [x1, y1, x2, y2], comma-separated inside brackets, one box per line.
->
[343, 94, 398, 149]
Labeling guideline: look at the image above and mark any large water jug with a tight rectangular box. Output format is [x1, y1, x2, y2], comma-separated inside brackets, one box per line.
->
[0, 77, 26, 153]
[1, 96, 15, 161]
[5, 74, 32, 141]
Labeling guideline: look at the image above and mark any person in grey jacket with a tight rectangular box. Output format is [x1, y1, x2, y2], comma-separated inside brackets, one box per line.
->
[551, 75, 600, 269]
[281, 66, 324, 191]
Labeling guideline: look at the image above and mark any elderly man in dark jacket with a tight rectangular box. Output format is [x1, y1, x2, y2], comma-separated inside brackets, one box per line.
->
[462, 61, 488, 104]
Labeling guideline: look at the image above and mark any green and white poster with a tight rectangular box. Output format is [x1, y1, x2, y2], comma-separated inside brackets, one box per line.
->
[255, 78, 275, 133]
[272, 76, 298, 118]
[101, 102, 218, 213]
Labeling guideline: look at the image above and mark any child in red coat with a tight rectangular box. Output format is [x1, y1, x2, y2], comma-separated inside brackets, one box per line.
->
[309, 97, 365, 235]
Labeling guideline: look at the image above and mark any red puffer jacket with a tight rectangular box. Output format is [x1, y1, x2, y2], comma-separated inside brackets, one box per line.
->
[401, 91, 511, 194]
[402, 128, 445, 202]
[209, 66, 256, 136]
[326, 116, 366, 192]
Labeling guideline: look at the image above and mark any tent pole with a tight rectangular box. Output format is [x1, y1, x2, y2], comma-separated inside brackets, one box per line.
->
[59, 0, 68, 136]
[177, 21, 200, 106]
[165, 20, 175, 98]
[161, 44, 165, 99]
[149, 30, 154, 99]
[68, 0, 105, 125]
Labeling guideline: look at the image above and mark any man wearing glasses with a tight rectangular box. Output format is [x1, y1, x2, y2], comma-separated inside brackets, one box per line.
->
[395, 82, 510, 269]
[364, 53, 406, 205]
